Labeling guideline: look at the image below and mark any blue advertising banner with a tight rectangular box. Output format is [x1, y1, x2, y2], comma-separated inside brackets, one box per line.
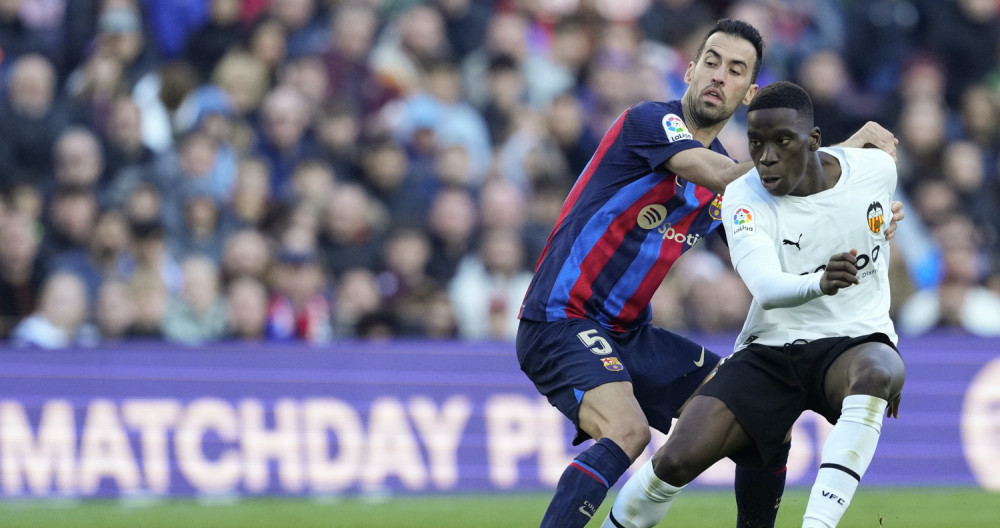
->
[0, 333, 997, 499]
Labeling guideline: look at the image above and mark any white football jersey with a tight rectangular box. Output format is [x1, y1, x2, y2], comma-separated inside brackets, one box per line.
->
[722, 147, 898, 351]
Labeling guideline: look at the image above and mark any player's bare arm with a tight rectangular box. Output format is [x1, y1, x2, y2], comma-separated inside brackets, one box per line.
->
[819, 249, 861, 295]
[838, 121, 899, 162]
[663, 148, 753, 194]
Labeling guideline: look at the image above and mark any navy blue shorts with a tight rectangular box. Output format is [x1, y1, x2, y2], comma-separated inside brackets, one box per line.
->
[516, 318, 721, 444]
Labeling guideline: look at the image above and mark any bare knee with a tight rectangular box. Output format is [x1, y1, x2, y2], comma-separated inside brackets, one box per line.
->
[599, 418, 651, 460]
[650, 447, 697, 487]
[848, 355, 905, 401]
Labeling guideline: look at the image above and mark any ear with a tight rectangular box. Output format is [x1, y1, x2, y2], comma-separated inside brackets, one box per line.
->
[741, 83, 759, 106]
[683, 61, 696, 84]
[810, 127, 822, 151]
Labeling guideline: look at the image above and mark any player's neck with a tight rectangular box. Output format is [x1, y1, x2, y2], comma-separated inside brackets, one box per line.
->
[791, 152, 841, 196]
[680, 101, 729, 147]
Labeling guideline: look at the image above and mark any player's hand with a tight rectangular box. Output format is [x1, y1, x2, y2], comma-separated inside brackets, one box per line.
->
[819, 249, 860, 295]
[884, 200, 905, 241]
[844, 121, 898, 162]
[887, 394, 901, 419]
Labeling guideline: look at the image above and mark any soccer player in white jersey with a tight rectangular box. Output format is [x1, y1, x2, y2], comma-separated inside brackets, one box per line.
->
[602, 81, 905, 528]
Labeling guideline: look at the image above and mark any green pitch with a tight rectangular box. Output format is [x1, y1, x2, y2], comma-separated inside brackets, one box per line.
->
[1, 487, 997, 527]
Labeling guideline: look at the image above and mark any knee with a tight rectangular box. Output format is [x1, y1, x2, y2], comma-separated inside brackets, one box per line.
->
[850, 356, 905, 400]
[605, 419, 651, 460]
[650, 447, 696, 487]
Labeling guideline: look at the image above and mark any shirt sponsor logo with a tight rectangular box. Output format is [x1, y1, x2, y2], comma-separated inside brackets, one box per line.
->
[867, 201, 884, 234]
[732, 206, 755, 236]
[662, 113, 693, 142]
[637, 204, 669, 229]
[601, 357, 624, 372]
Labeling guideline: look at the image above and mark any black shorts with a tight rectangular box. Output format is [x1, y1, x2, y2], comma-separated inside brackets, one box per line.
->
[697, 332, 898, 465]
[516, 318, 720, 444]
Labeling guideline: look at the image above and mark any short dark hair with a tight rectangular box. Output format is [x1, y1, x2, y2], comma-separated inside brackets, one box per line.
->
[748, 81, 814, 123]
[695, 18, 765, 83]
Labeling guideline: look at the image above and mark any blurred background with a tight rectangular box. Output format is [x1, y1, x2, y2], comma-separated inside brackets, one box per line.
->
[0, 0, 998, 345]
[0, 0, 999, 523]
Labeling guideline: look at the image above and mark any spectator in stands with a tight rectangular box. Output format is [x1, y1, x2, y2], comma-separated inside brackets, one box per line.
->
[39, 184, 99, 262]
[101, 96, 155, 179]
[131, 220, 182, 295]
[545, 92, 600, 179]
[220, 228, 271, 286]
[48, 207, 134, 302]
[125, 271, 168, 339]
[0, 53, 68, 184]
[229, 156, 273, 228]
[425, 186, 478, 285]
[247, 16, 288, 82]
[12, 271, 96, 348]
[212, 50, 271, 120]
[163, 254, 228, 343]
[265, 247, 332, 343]
[449, 227, 532, 340]
[95, 279, 136, 341]
[254, 85, 319, 201]
[167, 182, 235, 263]
[898, 215, 1000, 336]
[225, 275, 270, 341]
[318, 182, 387, 276]
[91, 4, 156, 91]
[333, 267, 386, 337]
[321, 1, 395, 117]
[370, 3, 452, 97]
[183, 0, 247, 82]
[378, 227, 436, 335]
[52, 127, 106, 198]
[0, 210, 44, 338]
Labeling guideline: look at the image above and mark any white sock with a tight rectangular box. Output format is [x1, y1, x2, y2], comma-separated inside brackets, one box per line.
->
[601, 459, 684, 528]
[802, 394, 888, 528]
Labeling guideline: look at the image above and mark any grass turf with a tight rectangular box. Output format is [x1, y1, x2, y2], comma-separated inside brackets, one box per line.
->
[1, 487, 997, 527]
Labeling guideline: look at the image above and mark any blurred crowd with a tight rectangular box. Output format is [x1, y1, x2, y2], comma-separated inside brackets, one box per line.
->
[1, 0, 999, 348]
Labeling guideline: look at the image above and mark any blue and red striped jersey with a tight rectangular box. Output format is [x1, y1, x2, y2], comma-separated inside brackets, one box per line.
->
[519, 100, 729, 332]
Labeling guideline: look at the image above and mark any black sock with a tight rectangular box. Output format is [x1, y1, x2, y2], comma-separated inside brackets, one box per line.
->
[734, 442, 789, 528]
[539, 438, 632, 528]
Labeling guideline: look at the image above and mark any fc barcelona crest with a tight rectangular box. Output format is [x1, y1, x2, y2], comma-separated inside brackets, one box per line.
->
[867, 201, 884, 234]
[601, 357, 624, 372]
[709, 194, 722, 221]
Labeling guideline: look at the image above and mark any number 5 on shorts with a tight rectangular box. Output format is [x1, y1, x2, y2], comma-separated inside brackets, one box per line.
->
[577, 329, 612, 355]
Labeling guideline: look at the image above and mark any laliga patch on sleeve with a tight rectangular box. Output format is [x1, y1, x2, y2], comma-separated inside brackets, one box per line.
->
[662, 114, 693, 142]
[731, 206, 755, 237]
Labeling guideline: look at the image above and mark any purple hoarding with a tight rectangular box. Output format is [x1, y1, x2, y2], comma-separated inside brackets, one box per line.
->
[0, 333, 997, 498]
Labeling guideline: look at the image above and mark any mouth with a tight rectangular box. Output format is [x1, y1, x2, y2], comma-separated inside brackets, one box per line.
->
[760, 175, 781, 191]
[703, 87, 723, 104]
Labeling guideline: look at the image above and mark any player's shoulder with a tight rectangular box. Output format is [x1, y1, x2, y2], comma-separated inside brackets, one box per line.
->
[836, 146, 896, 171]
[625, 100, 693, 143]
[724, 167, 763, 200]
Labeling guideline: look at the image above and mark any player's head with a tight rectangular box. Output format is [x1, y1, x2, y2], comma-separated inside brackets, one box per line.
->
[682, 19, 763, 130]
[746, 81, 822, 196]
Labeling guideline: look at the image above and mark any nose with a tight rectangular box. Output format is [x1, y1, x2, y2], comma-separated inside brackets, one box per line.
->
[758, 144, 777, 166]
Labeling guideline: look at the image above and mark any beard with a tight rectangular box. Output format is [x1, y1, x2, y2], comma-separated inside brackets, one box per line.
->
[682, 89, 733, 130]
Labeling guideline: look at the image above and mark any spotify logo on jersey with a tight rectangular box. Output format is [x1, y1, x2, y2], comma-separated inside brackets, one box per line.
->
[637, 204, 668, 230]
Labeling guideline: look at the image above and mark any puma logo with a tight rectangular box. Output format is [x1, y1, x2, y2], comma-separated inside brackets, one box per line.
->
[782, 234, 803, 250]
[693, 347, 705, 367]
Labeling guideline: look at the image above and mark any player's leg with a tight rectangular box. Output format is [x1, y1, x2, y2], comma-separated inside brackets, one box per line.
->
[802, 340, 905, 528]
[603, 394, 752, 528]
[734, 437, 790, 528]
[516, 319, 647, 528]
[540, 380, 650, 528]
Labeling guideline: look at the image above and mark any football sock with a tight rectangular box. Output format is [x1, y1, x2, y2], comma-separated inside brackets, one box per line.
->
[735, 442, 789, 528]
[540, 437, 632, 528]
[802, 394, 887, 528]
[601, 458, 685, 528]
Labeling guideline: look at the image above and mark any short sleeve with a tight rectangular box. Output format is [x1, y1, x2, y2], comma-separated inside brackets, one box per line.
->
[623, 102, 707, 172]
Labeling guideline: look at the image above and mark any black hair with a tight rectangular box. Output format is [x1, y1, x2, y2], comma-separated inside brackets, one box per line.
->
[695, 18, 765, 83]
[748, 81, 814, 124]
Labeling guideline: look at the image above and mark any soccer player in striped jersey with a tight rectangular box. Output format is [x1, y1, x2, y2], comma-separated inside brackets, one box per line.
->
[515, 19, 901, 528]
[606, 81, 905, 528]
